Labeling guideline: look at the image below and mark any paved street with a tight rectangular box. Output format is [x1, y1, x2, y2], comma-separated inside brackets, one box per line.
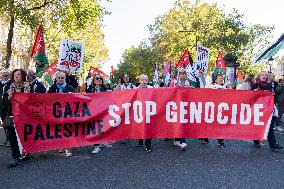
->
[1, 127, 284, 189]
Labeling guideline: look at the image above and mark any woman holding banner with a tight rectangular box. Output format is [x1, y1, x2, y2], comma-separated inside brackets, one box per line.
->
[202, 74, 226, 148]
[137, 74, 153, 153]
[4, 69, 31, 167]
[115, 73, 136, 144]
[170, 68, 188, 151]
[86, 74, 113, 154]
[48, 71, 75, 157]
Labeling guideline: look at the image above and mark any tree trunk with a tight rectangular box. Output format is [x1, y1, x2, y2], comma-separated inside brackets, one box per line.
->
[5, 15, 15, 69]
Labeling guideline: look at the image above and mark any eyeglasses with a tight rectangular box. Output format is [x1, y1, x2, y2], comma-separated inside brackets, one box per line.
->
[123, 76, 129, 79]
[95, 78, 103, 81]
[57, 77, 65, 79]
[179, 72, 186, 75]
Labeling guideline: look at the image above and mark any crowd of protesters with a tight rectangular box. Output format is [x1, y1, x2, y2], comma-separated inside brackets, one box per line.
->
[0, 67, 283, 168]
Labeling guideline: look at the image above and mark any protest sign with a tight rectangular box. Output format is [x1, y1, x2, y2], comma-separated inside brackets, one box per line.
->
[57, 39, 84, 72]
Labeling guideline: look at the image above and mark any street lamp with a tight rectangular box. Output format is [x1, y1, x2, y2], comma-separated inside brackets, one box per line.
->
[268, 56, 274, 73]
[224, 54, 239, 86]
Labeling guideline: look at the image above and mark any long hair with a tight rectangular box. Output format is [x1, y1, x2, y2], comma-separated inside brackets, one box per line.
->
[120, 73, 131, 84]
[10, 69, 27, 83]
[91, 74, 106, 89]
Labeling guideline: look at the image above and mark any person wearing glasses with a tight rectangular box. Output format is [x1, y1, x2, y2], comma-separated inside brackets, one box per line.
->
[86, 74, 113, 154]
[86, 74, 106, 93]
[137, 74, 153, 153]
[87, 74, 105, 153]
[48, 71, 75, 157]
[170, 68, 189, 151]
[48, 71, 75, 93]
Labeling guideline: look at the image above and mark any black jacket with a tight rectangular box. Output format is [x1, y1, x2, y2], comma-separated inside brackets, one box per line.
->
[2, 82, 25, 117]
[66, 74, 79, 89]
[30, 79, 46, 93]
[86, 86, 106, 93]
[0, 80, 12, 120]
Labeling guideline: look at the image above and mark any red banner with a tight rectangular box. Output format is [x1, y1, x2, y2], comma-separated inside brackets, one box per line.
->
[12, 88, 274, 153]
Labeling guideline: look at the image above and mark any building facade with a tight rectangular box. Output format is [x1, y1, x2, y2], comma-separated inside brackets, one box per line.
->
[0, 19, 33, 70]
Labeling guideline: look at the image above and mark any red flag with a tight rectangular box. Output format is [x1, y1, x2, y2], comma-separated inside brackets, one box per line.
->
[216, 51, 226, 69]
[44, 60, 58, 76]
[163, 60, 172, 75]
[236, 70, 244, 82]
[90, 66, 109, 79]
[176, 50, 190, 68]
[110, 65, 115, 76]
[31, 25, 48, 77]
[31, 26, 46, 57]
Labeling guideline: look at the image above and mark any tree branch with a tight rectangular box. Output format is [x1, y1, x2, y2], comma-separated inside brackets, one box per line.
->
[28, 0, 52, 11]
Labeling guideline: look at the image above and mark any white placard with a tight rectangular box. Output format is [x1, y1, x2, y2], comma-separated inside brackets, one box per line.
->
[57, 38, 84, 72]
[196, 44, 210, 73]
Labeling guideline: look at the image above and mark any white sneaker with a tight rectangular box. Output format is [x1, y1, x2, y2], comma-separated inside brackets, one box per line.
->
[274, 126, 284, 132]
[92, 146, 101, 154]
[180, 143, 188, 150]
[179, 142, 187, 148]
[65, 149, 72, 157]
[173, 141, 181, 146]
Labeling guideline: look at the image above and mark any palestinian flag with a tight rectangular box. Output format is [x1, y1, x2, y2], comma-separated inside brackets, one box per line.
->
[253, 32, 284, 63]
[153, 64, 159, 88]
[163, 60, 172, 87]
[235, 69, 244, 86]
[110, 65, 115, 84]
[177, 49, 198, 87]
[212, 51, 226, 82]
[43, 60, 58, 85]
[176, 50, 190, 68]
[31, 26, 48, 77]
